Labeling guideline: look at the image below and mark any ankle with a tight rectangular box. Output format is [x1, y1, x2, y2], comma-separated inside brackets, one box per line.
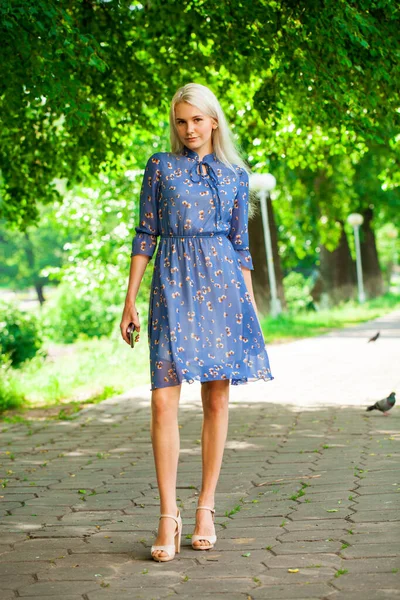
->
[197, 498, 215, 509]
[160, 506, 179, 517]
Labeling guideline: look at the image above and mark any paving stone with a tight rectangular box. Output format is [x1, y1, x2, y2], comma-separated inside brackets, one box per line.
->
[86, 591, 191, 600]
[288, 504, 354, 520]
[0, 539, 85, 563]
[184, 560, 267, 578]
[339, 557, 400, 573]
[352, 522, 400, 533]
[69, 532, 157, 554]
[6, 505, 70, 516]
[15, 597, 84, 600]
[342, 531, 400, 544]
[255, 567, 336, 584]
[1, 515, 62, 527]
[0, 531, 29, 544]
[201, 536, 277, 551]
[355, 470, 400, 482]
[329, 592, 400, 600]
[264, 553, 342, 569]
[284, 519, 351, 531]
[268, 453, 320, 463]
[341, 543, 400, 558]
[0, 591, 21, 600]
[60, 511, 124, 524]
[298, 490, 355, 501]
[278, 529, 348, 542]
[25, 526, 99, 538]
[224, 516, 287, 527]
[0, 574, 35, 590]
[356, 483, 400, 494]
[70, 498, 135, 511]
[17, 580, 101, 596]
[350, 509, 400, 522]
[351, 493, 399, 509]
[218, 526, 282, 538]
[251, 583, 336, 598]
[273, 540, 341, 554]
[332, 572, 400, 591]
[173, 577, 255, 593]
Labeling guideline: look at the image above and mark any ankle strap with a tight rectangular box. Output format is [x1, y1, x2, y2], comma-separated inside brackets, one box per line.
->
[159, 512, 180, 524]
[196, 505, 215, 513]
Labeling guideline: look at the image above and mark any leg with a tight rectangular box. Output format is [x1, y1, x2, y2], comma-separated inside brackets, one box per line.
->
[150, 383, 181, 559]
[193, 380, 230, 548]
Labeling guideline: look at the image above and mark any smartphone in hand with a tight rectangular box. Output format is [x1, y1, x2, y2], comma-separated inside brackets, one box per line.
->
[127, 322, 136, 348]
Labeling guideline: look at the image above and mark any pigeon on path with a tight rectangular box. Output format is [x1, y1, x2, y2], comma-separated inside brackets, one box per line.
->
[366, 392, 396, 415]
[367, 331, 380, 343]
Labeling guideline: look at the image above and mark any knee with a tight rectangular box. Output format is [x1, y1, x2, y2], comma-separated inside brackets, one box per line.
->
[151, 394, 177, 424]
[203, 391, 229, 417]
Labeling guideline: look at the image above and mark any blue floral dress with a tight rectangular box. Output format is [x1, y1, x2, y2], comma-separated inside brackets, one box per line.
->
[131, 145, 274, 391]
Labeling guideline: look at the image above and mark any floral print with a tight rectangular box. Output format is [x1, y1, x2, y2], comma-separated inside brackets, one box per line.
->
[131, 145, 274, 390]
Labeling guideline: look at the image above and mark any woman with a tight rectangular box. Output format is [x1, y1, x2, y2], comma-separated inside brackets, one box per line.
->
[120, 83, 273, 562]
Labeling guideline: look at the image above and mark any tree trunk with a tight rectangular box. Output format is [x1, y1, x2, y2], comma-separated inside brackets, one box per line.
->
[360, 207, 384, 298]
[249, 192, 286, 315]
[24, 232, 46, 306]
[318, 224, 357, 305]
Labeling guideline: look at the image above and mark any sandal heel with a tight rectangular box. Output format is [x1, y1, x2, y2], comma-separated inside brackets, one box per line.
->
[175, 525, 182, 553]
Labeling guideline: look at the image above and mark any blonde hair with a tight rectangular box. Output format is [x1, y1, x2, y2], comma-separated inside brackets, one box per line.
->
[169, 83, 251, 176]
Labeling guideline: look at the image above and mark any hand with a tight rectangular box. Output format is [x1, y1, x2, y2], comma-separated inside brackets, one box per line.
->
[120, 304, 141, 345]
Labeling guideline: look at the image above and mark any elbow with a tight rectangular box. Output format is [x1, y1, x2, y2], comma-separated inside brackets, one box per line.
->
[233, 248, 254, 270]
[131, 230, 158, 259]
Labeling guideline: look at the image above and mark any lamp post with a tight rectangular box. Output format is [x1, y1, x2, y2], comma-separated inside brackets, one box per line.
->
[347, 212, 366, 303]
[249, 173, 282, 317]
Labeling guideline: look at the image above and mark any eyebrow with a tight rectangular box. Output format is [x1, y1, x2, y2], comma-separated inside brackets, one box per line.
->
[175, 115, 203, 121]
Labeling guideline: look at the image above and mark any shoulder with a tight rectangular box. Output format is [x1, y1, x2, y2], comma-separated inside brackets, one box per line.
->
[145, 151, 184, 170]
[233, 165, 249, 184]
[145, 152, 165, 167]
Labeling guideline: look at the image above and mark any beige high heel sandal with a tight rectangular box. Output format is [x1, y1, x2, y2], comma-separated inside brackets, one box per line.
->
[151, 509, 182, 562]
[191, 505, 217, 550]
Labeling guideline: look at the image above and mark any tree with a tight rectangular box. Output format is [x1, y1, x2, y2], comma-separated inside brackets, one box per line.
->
[2, 0, 400, 229]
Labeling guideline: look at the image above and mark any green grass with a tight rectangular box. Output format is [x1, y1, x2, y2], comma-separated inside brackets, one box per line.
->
[261, 292, 400, 342]
[0, 332, 150, 419]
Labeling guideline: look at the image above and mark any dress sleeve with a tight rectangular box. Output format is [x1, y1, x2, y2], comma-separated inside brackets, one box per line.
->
[130, 154, 161, 259]
[228, 166, 254, 270]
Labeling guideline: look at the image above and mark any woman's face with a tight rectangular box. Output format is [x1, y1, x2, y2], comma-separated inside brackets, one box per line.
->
[174, 102, 217, 155]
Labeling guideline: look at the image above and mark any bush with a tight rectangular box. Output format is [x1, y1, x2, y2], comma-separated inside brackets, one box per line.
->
[283, 271, 315, 313]
[0, 354, 25, 413]
[40, 282, 119, 343]
[0, 300, 44, 367]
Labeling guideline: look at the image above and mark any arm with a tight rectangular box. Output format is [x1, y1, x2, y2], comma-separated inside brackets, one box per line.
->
[228, 166, 254, 271]
[228, 167, 261, 318]
[241, 265, 261, 321]
[120, 154, 161, 345]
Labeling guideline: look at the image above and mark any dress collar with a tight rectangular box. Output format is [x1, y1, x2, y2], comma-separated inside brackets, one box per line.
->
[182, 145, 217, 163]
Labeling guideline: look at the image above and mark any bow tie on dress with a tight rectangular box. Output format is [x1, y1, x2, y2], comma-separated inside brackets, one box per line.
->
[184, 147, 222, 223]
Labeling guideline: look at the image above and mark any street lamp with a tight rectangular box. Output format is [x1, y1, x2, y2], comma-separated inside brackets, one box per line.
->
[249, 173, 282, 317]
[347, 212, 366, 303]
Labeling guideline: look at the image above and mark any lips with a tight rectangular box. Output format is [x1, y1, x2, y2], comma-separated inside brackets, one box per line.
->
[187, 138, 197, 141]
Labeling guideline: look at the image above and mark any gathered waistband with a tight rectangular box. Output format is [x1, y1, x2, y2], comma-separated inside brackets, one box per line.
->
[160, 231, 229, 239]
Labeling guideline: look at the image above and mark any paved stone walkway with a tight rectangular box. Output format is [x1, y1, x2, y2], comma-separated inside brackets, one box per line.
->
[1, 311, 399, 599]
